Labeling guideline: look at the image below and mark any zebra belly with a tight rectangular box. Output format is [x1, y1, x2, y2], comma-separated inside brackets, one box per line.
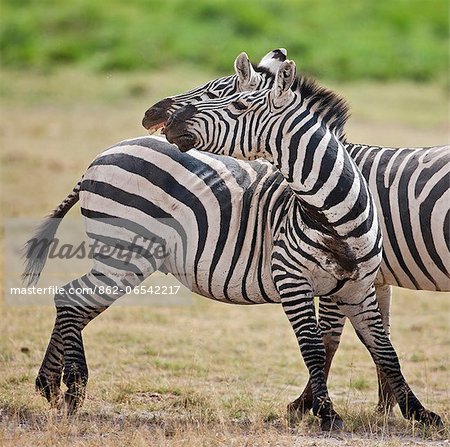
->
[80, 137, 283, 305]
[143, 223, 280, 304]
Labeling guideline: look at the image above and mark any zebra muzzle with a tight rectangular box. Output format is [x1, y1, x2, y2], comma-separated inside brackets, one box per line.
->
[142, 98, 175, 132]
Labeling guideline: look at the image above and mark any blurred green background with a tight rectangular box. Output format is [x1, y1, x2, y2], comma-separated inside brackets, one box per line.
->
[1, 0, 448, 82]
[0, 0, 448, 218]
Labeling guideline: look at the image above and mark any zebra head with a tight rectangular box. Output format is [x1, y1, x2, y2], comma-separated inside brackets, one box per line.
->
[165, 60, 298, 164]
[142, 48, 287, 133]
[165, 59, 350, 170]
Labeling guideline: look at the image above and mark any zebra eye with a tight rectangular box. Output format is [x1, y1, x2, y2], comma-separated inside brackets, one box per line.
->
[231, 101, 248, 111]
[206, 92, 219, 99]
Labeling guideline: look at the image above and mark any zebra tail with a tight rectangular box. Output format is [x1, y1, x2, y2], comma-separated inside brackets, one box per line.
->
[22, 180, 82, 286]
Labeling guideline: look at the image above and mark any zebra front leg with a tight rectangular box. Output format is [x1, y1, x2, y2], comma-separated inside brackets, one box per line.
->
[374, 284, 396, 414]
[337, 285, 442, 427]
[35, 320, 64, 407]
[280, 292, 344, 431]
[288, 296, 346, 416]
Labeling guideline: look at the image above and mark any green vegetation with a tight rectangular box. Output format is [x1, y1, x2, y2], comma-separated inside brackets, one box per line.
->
[1, 0, 448, 81]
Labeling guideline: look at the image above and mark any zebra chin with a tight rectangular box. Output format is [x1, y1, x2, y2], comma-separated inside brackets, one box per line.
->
[165, 132, 197, 152]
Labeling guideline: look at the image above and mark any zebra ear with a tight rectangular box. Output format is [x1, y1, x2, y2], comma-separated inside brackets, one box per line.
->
[273, 60, 296, 99]
[234, 52, 257, 86]
[258, 48, 288, 74]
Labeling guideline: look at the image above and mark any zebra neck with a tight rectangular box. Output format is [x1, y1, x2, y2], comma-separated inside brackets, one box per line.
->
[278, 129, 375, 239]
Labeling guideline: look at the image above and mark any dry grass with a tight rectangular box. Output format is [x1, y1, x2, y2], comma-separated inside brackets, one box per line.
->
[1, 293, 449, 446]
[0, 69, 449, 446]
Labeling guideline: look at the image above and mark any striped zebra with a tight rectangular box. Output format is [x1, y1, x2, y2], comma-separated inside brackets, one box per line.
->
[143, 54, 450, 415]
[23, 51, 445, 428]
[164, 59, 443, 427]
[23, 50, 290, 412]
[25, 137, 358, 428]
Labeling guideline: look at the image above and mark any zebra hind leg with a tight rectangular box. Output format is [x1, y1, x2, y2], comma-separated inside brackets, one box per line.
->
[55, 247, 159, 415]
[55, 272, 133, 415]
[338, 285, 442, 427]
[288, 296, 346, 417]
[35, 295, 113, 410]
[35, 321, 64, 407]
[34, 274, 126, 410]
[373, 284, 397, 414]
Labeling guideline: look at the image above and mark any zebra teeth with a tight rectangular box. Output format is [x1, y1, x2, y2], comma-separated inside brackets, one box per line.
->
[147, 123, 165, 135]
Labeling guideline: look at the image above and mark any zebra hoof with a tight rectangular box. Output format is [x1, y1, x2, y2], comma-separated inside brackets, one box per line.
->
[375, 403, 395, 416]
[64, 390, 80, 416]
[375, 394, 397, 416]
[417, 410, 443, 428]
[63, 383, 86, 416]
[287, 395, 313, 417]
[35, 374, 61, 407]
[320, 414, 344, 432]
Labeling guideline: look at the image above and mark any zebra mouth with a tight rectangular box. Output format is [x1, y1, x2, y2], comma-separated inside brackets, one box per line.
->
[142, 111, 168, 134]
[142, 98, 175, 133]
[145, 122, 166, 135]
[164, 104, 198, 151]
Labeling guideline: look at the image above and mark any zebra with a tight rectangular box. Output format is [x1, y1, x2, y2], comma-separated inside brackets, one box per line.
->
[23, 50, 292, 412]
[25, 136, 357, 429]
[143, 54, 450, 415]
[164, 59, 443, 427]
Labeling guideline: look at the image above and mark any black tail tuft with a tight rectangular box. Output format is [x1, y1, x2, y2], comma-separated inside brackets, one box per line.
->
[22, 217, 63, 286]
[21, 180, 81, 286]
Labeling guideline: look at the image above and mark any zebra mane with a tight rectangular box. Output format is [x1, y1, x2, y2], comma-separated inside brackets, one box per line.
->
[250, 66, 351, 139]
[291, 75, 351, 140]
[252, 64, 278, 77]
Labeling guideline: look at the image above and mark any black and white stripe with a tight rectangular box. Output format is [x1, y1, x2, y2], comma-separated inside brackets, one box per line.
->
[347, 143, 449, 290]
[144, 54, 449, 414]
[24, 137, 445, 427]
[24, 52, 446, 427]
[165, 59, 442, 427]
[24, 48, 291, 416]
[24, 136, 289, 414]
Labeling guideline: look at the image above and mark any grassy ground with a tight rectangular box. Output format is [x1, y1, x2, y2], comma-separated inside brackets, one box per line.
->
[0, 68, 449, 446]
[1, 292, 449, 446]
